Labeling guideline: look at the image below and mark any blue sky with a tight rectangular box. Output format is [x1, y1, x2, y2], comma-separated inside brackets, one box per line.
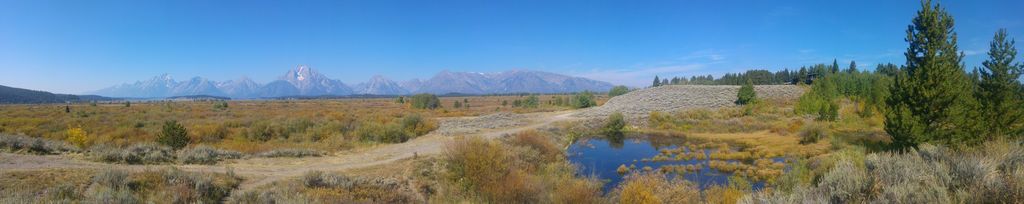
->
[1, 0, 1022, 94]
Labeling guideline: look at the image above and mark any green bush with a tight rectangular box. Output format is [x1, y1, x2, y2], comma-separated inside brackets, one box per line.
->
[356, 122, 411, 143]
[603, 112, 626, 136]
[798, 123, 828, 144]
[213, 101, 228, 110]
[245, 121, 274, 142]
[522, 95, 540, 108]
[157, 120, 189, 150]
[608, 85, 630, 97]
[817, 101, 839, 121]
[399, 113, 435, 136]
[571, 91, 597, 108]
[410, 94, 441, 109]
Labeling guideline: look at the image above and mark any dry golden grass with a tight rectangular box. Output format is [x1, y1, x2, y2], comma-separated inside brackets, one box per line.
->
[646, 130, 830, 159]
[610, 173, 701, 204]
[431, 130, 603, 203]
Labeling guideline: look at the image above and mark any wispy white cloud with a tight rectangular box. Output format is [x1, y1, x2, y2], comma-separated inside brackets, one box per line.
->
[963, 49, 985, 56]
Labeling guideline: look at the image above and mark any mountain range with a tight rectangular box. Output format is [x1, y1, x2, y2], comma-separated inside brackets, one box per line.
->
[90, 65, 614, 98]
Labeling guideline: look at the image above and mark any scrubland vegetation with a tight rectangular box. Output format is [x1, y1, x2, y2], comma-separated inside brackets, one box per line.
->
[0, 168, 240, 203]
[2, 0, 1022, 203]
[233, 170, 420, 203]
[743, 141, 1024, 203]
[427, 131, 605, 203]
[0, 134, 79, 154]
[0, 94, 600, 158]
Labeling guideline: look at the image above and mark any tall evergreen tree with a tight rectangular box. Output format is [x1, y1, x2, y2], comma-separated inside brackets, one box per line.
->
[798, 67, 808, 84]
[831, 59, 840, 74]
[736, 78, 757, 105]
[653, 76, 661, 87]
[975, 29, 1024, 140]
[885, 0, 979, 150]
[848, 61, 858, 73]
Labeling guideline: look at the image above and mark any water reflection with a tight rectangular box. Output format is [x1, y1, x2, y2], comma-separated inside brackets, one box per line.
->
[568, 134, 782, 193]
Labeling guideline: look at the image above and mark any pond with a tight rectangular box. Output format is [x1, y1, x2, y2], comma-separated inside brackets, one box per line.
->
[567, 134, 786, 192]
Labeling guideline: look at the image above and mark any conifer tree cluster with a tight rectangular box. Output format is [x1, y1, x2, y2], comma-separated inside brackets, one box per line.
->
[885, 0, 1023, 150]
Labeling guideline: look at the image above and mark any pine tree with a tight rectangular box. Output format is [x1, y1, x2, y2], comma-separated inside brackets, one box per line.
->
[831, 59, 840, 74]
[976, 29, 1024, 140]
[885, 0, 979, 150]
[798, 67, 808, 84]
[848, 61, 858, 73]
[653, 76, 661, 87]
[157, 120, 189, 150]
[736, 78, 757, 105]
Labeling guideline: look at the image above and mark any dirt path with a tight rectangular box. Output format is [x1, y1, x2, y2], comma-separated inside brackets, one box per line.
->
[0, 109, 582, 199]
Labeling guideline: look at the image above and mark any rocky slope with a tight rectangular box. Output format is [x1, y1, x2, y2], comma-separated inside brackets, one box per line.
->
[577, 85, 806, 118]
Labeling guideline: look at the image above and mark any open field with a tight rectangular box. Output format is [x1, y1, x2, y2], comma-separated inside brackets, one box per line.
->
[0, 106, 581, 201]
[0, 85, 815, 202]
[0, 94, 604, 153]
[1, 82, 1022, 203]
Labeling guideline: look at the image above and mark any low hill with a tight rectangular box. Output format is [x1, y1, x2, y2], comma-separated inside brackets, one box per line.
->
[0, 85, 114, 104]
[577, 85, 806, 118]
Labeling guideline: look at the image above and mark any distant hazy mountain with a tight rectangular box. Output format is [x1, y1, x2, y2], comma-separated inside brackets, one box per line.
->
[172, 77, 225, 97]
[0, 85, 112, 104]
[216, 77, 261, 98]
[410, 70, 614, 94]
[355, 75, 408, 95]
[92, 74, 178, 98]
[91, 66, 614, 98]
[256, 80, 300, 98]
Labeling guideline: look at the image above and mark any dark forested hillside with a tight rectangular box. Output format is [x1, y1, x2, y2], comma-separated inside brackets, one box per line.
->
[0, 85, 112, 104]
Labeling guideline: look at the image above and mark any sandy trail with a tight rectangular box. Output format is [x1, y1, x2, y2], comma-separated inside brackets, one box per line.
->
[0, 110, 581, 198]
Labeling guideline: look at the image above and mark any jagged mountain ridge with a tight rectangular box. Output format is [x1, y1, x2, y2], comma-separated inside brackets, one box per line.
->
[354, 75, 409, 95]
[91, 66, 614, 98]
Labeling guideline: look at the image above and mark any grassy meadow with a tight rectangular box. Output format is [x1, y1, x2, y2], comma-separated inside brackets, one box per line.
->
[0, 94, 602, 154]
